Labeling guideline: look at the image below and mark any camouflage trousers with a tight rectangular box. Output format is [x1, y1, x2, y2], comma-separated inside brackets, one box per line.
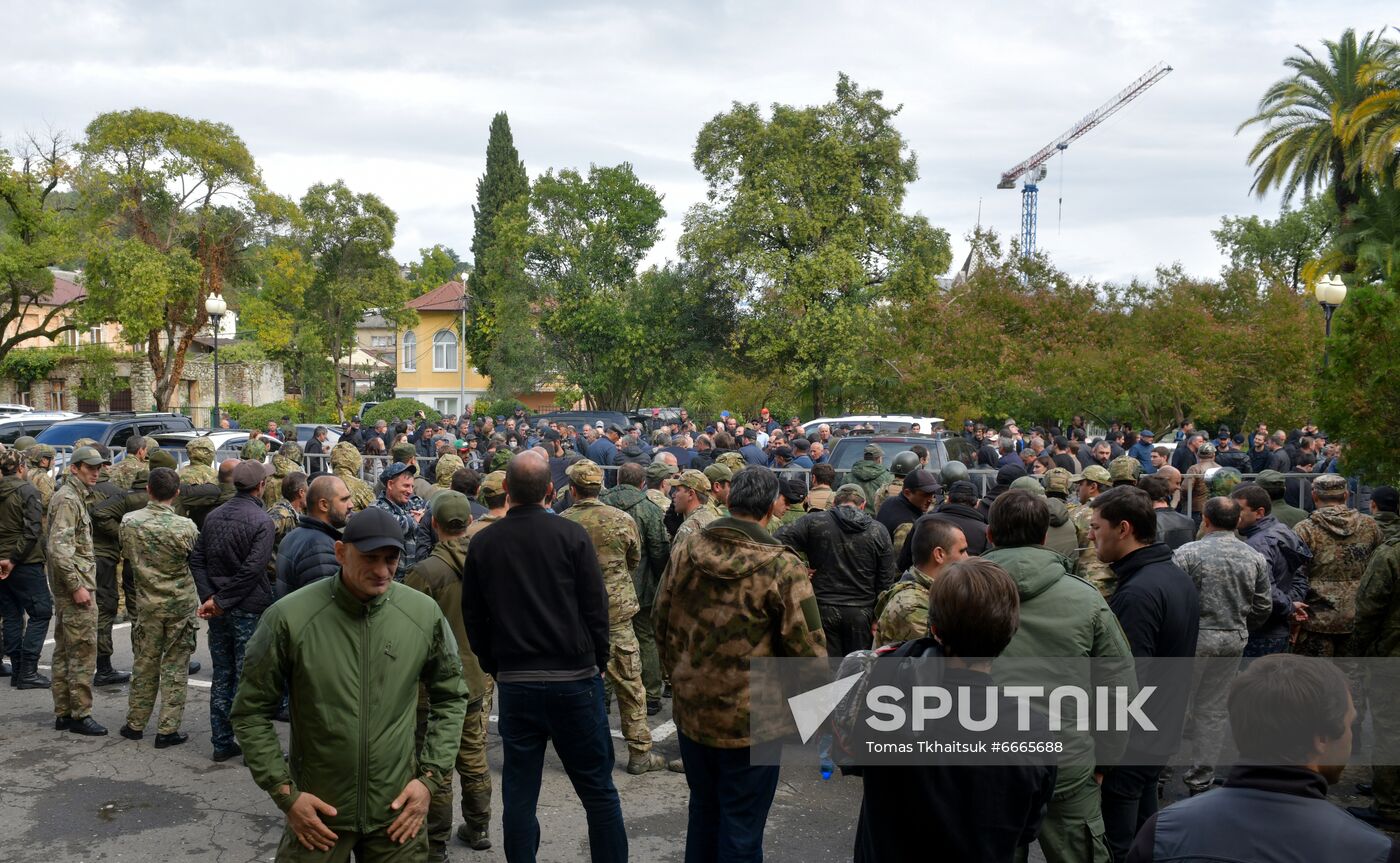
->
[126, 613, 198, 735]
[631, 604, 663, 702]
[418, 679, 494, 857]
[606, 620, 652, 756]
[1293, 630, 1367, 745]
[208, 610, 260, 752]
[50, 590, 98, 719]
[1183, 630, 1247, 791]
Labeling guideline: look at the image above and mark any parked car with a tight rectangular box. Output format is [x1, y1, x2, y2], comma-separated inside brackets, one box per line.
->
[37, 412, 195, 452]
[825, 434, 975, 481]
[528, 410, 636, 434]
[802, 415, 946, 436]
[0, 403, 34, 416]
[147, 430, 279, 467]
[0, 411, 82, 446]
[293, 423, 341, 448]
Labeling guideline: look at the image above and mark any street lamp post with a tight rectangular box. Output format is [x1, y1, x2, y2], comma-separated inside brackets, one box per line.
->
[205, 293, 227, 427]
[1315, 275, 1348, 369]
[458, 271, 469, 418]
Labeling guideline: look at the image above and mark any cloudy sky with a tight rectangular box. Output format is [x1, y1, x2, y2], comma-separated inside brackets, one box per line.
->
[5, 1, 1390, 283]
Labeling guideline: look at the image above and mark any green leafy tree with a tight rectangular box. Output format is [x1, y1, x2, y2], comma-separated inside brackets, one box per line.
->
[238, 240, 339, 405]
[77, 109, 293, 409]
[680, 74, 952, 415]
[298, 180, 415, 415]
[1316, 276, 1400, 481]
[0, 134, 83, 358]
[1213, 198, 1333, 293]
[406, 244, 464, 293]
[465, 112, 530, 378]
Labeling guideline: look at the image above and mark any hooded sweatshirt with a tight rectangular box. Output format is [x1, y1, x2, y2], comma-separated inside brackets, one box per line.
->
[0, 474, 44, 565]
[1042, 497, 1079, 559]
[1295, 506, 1384, 634]
[774, 505, 897, 607]
[850, 460, 893, 511]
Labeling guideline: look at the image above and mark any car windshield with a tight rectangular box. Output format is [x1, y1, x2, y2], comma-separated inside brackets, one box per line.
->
[36, 422, 107, 447]
[829, 438, 941, 471]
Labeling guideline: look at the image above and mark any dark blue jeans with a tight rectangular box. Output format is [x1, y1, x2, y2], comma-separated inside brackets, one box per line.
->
[0, 562, 53, 662]
[678, 732, 781, 863]
[208, 609, 260, 752]
[1243, 633, 1290, 658]
[497, 676, 626, 863]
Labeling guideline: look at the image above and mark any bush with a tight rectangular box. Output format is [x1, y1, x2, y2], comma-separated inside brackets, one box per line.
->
[473, 396, 526, 419]
[222, 399, 307, 431]
[362, 398, 439, 426]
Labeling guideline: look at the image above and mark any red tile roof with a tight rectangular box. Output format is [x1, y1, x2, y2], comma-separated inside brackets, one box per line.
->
[406, 281, 466, 312]
[42, 275, 86, 306]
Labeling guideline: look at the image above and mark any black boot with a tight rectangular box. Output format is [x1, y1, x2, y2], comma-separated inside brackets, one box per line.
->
[6, 656, 15, 686]
[13, 656, 50, 690]
[94, 655, 131, 687]
[0, 657, 9, 677]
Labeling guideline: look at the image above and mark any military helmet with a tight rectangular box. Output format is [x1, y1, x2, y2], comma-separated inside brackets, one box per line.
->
[12, 435, 36, 452]
[940, 459, 969, 486]
[716, 451, 746, 473]
[890, 451, 920, 477]
[1205, 466, 1244, 498]
[27, 444, 56, 462]
[1109, 455, 1142, 484]
[280, 441, 304, 464]
[148, 449, 178, 470]
[186, 436, 216, 455]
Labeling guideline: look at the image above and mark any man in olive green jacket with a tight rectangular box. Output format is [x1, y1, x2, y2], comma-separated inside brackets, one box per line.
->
[232, 507, 468, 861]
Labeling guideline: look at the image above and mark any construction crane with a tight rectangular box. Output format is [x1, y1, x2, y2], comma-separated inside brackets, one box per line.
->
[998, 61, 1173, 259]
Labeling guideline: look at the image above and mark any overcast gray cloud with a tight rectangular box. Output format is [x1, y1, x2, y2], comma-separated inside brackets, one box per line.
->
[4, 1, 1390, 283]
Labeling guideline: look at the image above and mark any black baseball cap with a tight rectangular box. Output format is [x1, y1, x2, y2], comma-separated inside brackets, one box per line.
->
[903, 469, 940, 493]
[341, 507, 406, 553]
[1373, 486, 1399, 512]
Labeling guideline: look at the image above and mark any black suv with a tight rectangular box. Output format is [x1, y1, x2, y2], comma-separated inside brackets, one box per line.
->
[37, 412, 196, 454]
[825, 434, 976, 480]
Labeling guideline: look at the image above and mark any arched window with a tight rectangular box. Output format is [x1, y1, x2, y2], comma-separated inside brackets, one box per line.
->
[433, 330, 458, 372]
[402, 330, 417, 371]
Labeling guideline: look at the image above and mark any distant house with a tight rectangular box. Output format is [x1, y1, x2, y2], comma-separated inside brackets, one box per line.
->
[395, 281, 557, 415]
[0, 271, 128, 351]
[357, 310, 397, 365]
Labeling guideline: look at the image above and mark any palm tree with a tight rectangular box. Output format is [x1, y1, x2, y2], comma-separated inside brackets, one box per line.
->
[1239, 29, 1400, 230]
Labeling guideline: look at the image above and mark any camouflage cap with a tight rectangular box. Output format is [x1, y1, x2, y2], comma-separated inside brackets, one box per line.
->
[1044, 467, 1074, 494]
[71, 446, 109, 466]
[566, 458, 604, 488]
[1254, 469, 1286, 495]
[703, 463, 733, 484]
[1312, 473, 1349, 495]
[1010, 475, 1046, 496]
[863, 443, 884, 458]
[434, 453, 464, 486]
[390, 442, 416, 462]
[673, 469, 711, 494]
[186, 436, 216, 455]
[1197, 442, 1217, 457]
[27, 443, 55, 461]
[148, 449, 178, 470]
[432, 491, 472, 532]
[72, 437, 98, 449]
[836, 482, 867, 503]
[0, 450, 23, 473]
[280, 441, 304, 464]
[241, 438, 267, 461]
[480, 470, 506, 497]
[131, 467, 150, 489]
[1072, 464, 1112, 486]
[1109, 455, 1142, 483]
[12, 435, 36, 452]
[646, 460, 677, 480]
[716, 451, 746, 473]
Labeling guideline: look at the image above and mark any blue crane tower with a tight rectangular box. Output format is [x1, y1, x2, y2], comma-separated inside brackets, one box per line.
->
[998, 62, 1174, 259]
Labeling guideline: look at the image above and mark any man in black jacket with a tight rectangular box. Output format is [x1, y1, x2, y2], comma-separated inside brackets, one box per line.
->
[276, 475, 350, 597]
[0, 450, 52, 689]
[1231, 483, 1313, 657]
[1089, 485, 1200, 862]
[774, 484, 896, 657]
[875, 469, 937, 551]
[897, 481, 989, 569]
[460, 453, 625, 861]
[192, 459, 276, 762]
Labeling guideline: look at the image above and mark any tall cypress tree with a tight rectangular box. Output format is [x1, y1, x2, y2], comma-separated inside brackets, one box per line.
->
[465, 113, 531, 381]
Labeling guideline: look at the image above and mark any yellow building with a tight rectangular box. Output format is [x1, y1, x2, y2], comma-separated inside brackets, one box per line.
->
[396, 281, 556, 415]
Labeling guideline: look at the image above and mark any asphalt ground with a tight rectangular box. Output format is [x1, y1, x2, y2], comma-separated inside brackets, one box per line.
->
[0, 618, 1387, 862]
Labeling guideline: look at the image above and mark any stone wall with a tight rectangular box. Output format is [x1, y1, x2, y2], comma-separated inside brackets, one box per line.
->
[0, 354, 285, 416]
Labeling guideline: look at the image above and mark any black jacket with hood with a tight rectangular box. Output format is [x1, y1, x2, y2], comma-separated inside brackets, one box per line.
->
[897, 503, 989, 570]
[0, 474, 44, 565]
[775, 505, 897, 607]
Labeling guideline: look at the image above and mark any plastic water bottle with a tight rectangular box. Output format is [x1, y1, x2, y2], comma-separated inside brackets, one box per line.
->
[819, 754, 834, 781]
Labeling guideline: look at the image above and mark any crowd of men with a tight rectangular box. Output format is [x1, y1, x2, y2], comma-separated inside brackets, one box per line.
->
[0, 404, 1398, 863]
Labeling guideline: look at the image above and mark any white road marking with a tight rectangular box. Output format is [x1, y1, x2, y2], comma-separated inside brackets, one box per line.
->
[45, 620, 129, 647]
[486, 715, 676, 742]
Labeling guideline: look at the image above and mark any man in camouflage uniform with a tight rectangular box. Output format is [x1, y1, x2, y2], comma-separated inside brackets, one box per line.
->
[47, 445, 110, 735]
[406, 492, 494, 853]
[1070, 464, 1115, 597]
[330, 440, 374, 511]
[261, 441, 304, 510]
[117, 467, 199, 747]
[644, 460, 675, 512]
[704, 463, 733, 514]
[1256, 468, 1308, 529]
[1170, 496, 1272, 793]
[179, 436, 218, 486]
[873, 517, 968, 646]
[427, 452, 463, 500]
[1349, 484, 1400, 828]
[602, 462, 671, 712]
[849, 443, 894, 510]
[714, 450, 746, 476]
[465, 471, 507, 539]
[1294, 472, 1384, 742]
[1182, 441, 1220, 522]
[1108, 454, 1141, 488]
[109, 434, 151, 492]
[671, 469, 723, 549]
[653, 466, 826, 859]
[560, 459, 671, 774]
[372, 461, 424, 582]
[239, 434, 267, 462]
[873, 451, 919, 510]
[266, 472, 306, 549]
[25, 442, 56, 511]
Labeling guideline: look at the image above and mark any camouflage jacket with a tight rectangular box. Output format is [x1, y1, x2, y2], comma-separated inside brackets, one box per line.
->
[1296, 506, 1384, 634]
[330, 443, 375, 511]
[1352, 536, 1400, 658]
[464, 513, 501, 540]
[1070, 499, 1115, 598]
[108, 454, 148, 492]
[119, 501, 199, 619]
[47, 474, 97, 593]
[406, 536, 489, 702]
[806, 487, 835, 512]
[373, 494, 424, 582]
[1183, 459, 1217, 513]
[653, 516, 826, 748]
[29, 469, 55, 512]
[873, 566, 933, 646]
[1171, 532, 1272, 635]
[262, 452, 304, 510]
[673, 500, 723, 550]
[872, 480, 904, 512]
[600, 485, 670, 609]
[561, 498, 641, 624]
[645, 488, 671, 513]
[268, 499, 300, 549]
[180, 440, 218, 486]
[1376, 511, 1400, 544]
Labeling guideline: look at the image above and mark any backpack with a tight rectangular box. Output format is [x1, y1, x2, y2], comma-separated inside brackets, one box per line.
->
[830, 636, 945, 773]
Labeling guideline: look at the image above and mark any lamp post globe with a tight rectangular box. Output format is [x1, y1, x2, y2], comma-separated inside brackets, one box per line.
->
[205, 294, 227, 427]
[1315, 275, 1347, 369]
